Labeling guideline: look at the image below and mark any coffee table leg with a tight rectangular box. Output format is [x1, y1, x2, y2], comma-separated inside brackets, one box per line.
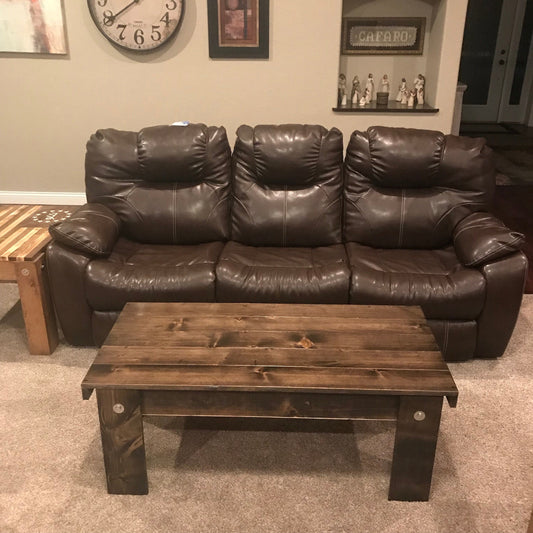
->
[388, 396, 443, 501]
[96, 389, 148, 495]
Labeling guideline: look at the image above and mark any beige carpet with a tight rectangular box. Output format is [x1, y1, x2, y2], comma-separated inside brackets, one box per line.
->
[0, 284, 532, 533]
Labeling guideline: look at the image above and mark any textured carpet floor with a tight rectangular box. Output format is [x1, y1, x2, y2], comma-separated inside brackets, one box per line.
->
[0, 284, 532, 533]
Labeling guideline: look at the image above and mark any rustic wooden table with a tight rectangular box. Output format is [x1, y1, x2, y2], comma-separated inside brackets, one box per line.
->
[0, 204, 74, 354]
[82, 302, 458, 500]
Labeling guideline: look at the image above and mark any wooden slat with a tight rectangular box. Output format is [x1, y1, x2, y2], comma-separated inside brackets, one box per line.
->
[95, 346, 447, 370]
[15, 228, 52, 261]
[111, 314, 433, 334]
[0, 227, 31, 259]
[82, 364, 458, 396]
[142, 390, 400, 420]
[0, 205, 41, 240]
[105, 328, 439, 350]
[11, 227, 42, 260]
[121, 301, 426, 320]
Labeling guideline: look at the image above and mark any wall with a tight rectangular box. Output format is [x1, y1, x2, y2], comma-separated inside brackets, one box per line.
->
[0, 0, 468, 197]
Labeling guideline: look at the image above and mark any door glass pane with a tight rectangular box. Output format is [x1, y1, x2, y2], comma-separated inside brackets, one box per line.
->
[459, 0, 504, 105]
[509, 0, 533, 105]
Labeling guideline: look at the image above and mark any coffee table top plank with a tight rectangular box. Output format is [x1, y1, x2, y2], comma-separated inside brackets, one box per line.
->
[83, 364, 457, 398]
[113, 302, 426, 320]
[94, 346, 447, 370]
[82, 302, 457, 403]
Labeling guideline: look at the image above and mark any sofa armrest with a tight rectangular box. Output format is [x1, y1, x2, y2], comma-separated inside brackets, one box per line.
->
[453, 212, 524, 267]
[49, 203, 121, 257]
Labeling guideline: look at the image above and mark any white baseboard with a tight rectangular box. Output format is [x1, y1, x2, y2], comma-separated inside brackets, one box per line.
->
[0, 191, 86, 205]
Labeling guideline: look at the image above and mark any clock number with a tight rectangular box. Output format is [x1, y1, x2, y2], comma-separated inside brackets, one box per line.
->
[97, 0, 107, 6]
[103, 10, 113, 26]
[166, 0, 177, 10]
[151, 26, 162, 41]
[160, 12, 171, 26]
[117, 24, 127, 40]
[134, 28, 145, 45]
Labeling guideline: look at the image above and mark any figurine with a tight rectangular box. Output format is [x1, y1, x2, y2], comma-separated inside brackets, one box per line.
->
[396, 78, 407, 102]
[359, 88, 370, 106]
[365, 73, 374, 102]
[407, 89, 416, 107]
[414, 74, 425, 105]
[338, 73, 347, 106]
[380, 74, 390, 94]
[351, 75, 361, 104]
[400, 88, 409, 105]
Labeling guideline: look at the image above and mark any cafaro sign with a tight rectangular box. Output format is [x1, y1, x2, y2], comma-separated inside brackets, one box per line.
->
[341, 17, 425, 55]
[350, 27, 417, 47]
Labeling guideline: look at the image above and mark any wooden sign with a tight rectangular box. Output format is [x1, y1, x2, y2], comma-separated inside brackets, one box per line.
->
[341, 17, 426, 55]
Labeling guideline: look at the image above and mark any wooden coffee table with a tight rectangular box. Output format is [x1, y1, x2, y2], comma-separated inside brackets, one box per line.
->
[0, 204, 75, 354]
[81, 302, 458, 500]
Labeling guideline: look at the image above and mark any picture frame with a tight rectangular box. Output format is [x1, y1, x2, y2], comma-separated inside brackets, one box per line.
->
[207, 0, 269, 59]
[0, 0, 67, 54]
[341, 17, 425, 55]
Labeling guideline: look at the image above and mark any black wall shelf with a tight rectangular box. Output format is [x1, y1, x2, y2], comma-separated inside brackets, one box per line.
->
[333, 101, 438, 113]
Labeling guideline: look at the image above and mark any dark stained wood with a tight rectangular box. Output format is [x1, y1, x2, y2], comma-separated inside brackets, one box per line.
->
[84, 365, 457, 398]
[82, 302, 458, 497]
[142, 390, 399, 420]
[96, 389, 148, 495]
[119, 301, 426, 319]
[388, 396, 443, 501]
[94, 346, 447, 370]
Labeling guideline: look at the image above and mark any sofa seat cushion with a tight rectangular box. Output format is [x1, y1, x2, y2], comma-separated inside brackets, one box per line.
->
[216, 241, 350, 303]
[346, 242, 486, 319]
[86, 238, 223, 310]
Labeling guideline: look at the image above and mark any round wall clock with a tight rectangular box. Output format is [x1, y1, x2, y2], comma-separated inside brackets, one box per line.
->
[87, 0, 184, 52]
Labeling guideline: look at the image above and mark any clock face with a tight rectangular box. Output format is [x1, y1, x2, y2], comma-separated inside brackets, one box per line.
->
[87, 0, 184, 51]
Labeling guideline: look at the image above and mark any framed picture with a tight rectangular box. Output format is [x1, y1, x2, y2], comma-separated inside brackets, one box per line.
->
[0, 0, 67, 54]
[207, 0, 269, 59]
[341, 17, 425, 55]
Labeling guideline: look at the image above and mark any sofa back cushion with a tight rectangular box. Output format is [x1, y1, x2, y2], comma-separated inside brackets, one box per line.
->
[85, 124, 231, 244]
[343, 126, 495, 249]
[231, 124, 344, 246]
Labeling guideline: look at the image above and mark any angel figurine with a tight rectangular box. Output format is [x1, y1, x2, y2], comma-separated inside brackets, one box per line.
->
[414, 74, 425, 105]
[380, 74, 390, 94]
[338, 74, 347, 106]
[407, 89, 416, 107]
[359, 88, 370, 106]
[396, 78, 407, 102]
[351, 75, 361, 104]
[365, 73, 374, 102]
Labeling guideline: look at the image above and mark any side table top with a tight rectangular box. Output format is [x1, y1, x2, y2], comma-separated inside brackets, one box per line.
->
[82, 302, 458, 405]
[0, 204, 75, 262]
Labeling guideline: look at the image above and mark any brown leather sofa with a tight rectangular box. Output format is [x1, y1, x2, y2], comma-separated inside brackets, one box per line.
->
[46, 123, 527, 361]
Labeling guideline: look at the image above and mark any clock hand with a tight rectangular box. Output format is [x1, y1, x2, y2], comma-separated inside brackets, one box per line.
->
[104, 0, 141, 25]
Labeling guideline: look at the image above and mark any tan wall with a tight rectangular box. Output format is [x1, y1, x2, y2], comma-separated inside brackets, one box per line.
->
[0, 0, 467, 194]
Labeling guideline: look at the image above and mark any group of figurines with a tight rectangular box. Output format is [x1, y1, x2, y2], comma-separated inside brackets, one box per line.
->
[337, 73, 425, 107]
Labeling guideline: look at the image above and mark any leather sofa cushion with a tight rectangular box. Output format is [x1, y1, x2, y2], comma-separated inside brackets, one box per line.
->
[138, 124, 212, 183]
[85, 124, 231, 244]
[86, 238, 223, 311]
[231, 124, 343, 246]
[346, 242, 486, 319]
[344, 127, 495, 249]
[216, 241, 350, 303]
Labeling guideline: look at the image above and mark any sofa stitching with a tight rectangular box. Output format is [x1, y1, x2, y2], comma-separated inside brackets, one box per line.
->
[51, 229, 107, 255]
[398, 189, 406, 247]
[173, 182, 177, 244]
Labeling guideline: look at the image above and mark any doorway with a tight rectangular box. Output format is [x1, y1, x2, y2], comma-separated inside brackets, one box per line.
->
[459, 0, 533, 123]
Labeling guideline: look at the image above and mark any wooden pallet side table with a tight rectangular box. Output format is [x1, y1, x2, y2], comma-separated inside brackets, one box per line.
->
[0, 204, 74, 354]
